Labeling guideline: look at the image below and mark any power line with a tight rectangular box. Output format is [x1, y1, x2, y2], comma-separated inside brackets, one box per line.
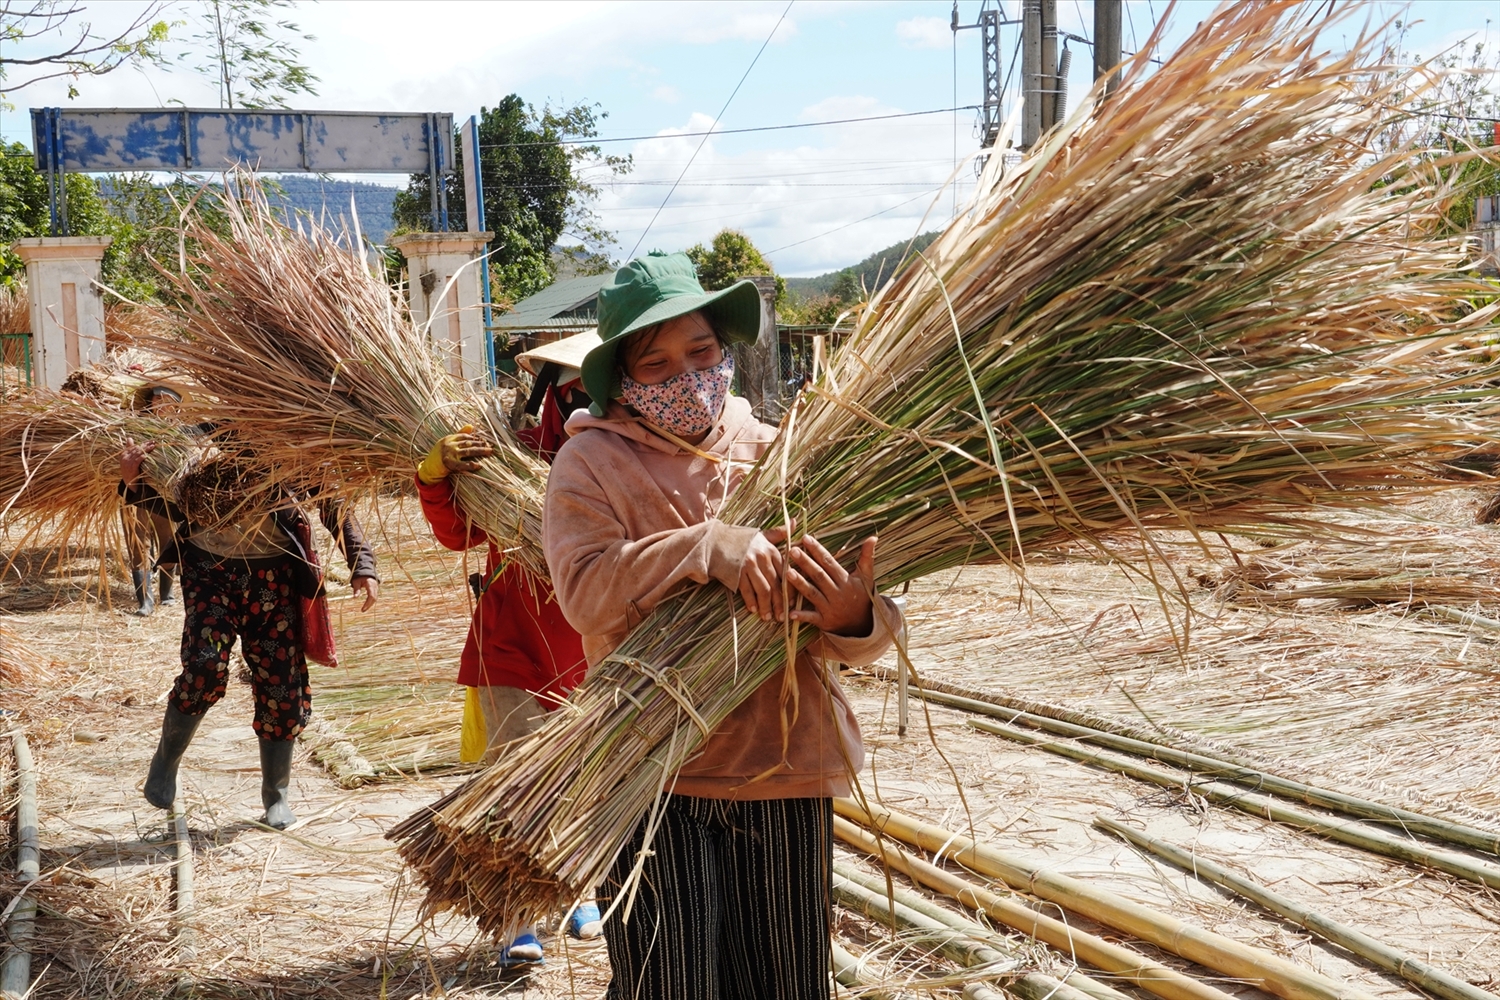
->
[764, 189, 939, 255]
[479, 105, 982, 151]
[628, 0, 794, 259]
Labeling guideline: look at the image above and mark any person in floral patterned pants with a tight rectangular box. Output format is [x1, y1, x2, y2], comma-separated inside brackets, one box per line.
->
[120, 439, 378, 829]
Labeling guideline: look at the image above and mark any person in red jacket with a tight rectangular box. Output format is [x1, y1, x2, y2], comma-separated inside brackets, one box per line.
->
[414, 341, 598, 967]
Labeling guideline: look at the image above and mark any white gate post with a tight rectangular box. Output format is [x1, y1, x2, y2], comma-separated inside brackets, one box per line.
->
[391, 232, 494, 383]
[12, 236, 112, 390]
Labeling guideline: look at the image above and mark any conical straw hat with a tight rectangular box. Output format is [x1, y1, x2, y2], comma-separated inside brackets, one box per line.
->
[515, 329, 601, 382]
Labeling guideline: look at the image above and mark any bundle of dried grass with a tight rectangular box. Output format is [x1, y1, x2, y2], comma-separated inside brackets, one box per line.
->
[389, 3, 1500, 936]
[140, 185, 550, 576]
[0, 285, 26, 336]
[0, 390, 198, 548]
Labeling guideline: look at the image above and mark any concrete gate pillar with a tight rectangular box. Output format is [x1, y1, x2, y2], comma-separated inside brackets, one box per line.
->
[391, 232, 493, 382]
[12, 237, 112, 391]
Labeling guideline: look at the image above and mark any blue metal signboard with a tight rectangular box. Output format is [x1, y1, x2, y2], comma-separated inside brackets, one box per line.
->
[30, 107, 452, 234]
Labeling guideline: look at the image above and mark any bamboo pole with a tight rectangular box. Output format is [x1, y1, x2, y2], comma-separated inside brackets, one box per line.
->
[922, 688, 1500, 856]
[835, 863, 1132, 1000]
[968, 717, 1500, 891]
[835, 798, 1376, 1000]
[831, 871, 1098, 1000]
[1094, 817, 1499, 1000]
[1, 730, 37, 1000]
[172, 809, 196, 956]
[830, 940, 896, 999]
[835, 816, 1234, 1000]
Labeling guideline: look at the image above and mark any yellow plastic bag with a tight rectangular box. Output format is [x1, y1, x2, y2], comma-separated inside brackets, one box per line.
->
[460, 686, 487, 764]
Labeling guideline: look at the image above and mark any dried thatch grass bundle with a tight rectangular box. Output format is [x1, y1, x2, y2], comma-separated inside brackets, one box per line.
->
[0, 285, 26, 337]
[389, 2, 1500, 935]
[175, 454, 269, 527]
[140, 185, 550, 576]
[0, 390, 197, 546]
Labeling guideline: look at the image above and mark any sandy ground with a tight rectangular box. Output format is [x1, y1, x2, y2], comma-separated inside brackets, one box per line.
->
[4, 496, 1500, 998]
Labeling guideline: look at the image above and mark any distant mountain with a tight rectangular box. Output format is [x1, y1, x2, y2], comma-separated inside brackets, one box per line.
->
[266, 175, 400, 244]
[784, 231, 942, 298]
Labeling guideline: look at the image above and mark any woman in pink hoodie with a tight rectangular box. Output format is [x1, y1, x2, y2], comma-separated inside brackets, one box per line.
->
[543, 252, 903, 999]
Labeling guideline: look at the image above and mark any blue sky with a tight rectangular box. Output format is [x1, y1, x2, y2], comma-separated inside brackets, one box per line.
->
[2, 1, 1494, 275]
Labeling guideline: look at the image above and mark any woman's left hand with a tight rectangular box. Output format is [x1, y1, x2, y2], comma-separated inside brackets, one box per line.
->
[352, 576, 379, 611]
[786, 534, 877, 637]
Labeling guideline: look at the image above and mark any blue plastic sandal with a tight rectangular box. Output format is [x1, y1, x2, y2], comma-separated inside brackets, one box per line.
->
[567, 903, 603, 940]
[499, 932, 544, 968]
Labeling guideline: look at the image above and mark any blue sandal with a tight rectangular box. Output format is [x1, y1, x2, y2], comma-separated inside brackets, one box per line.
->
[567, 903, 603, 940]
[500, 932, 544, 968]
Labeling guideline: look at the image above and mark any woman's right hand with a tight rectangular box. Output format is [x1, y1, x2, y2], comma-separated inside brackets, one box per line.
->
[120, 437, 157, 487]
[738, 526, 790, 622]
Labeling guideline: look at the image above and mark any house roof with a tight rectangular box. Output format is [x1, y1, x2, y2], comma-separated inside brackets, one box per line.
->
[492, 273, 613, 331]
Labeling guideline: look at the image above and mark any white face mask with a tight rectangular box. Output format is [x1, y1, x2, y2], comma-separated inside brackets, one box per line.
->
[620, 354, 736, 437]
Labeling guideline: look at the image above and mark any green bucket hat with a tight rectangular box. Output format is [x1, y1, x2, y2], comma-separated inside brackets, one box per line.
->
[581, 251, 763, 416]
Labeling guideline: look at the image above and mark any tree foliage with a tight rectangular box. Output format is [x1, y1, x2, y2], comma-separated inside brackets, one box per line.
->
[685, 229, 784, 303]
[393, 96, 629, 305]
[185, 0, 317, 109]
[0, 141, 108, 285]
[1374, 34, 1500, 237]
[0, 1, 174, 103]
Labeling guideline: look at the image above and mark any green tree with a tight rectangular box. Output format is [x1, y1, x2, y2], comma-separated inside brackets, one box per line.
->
[1, 1, 174, 104]
[0, 141, 109, 286]
[185, 0, 317, 109]
[685, 229, 785, 303]
[1, 144, 232, 301]
[392, 96, 629, 304]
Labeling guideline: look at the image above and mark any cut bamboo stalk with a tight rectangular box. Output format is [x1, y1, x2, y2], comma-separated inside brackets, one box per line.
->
[835, 798, 1376, 1000]
[968, 717, 1500, 891]
[1, 730, 37, 1000]
[831, 940, 896, 999]
[835, 816, 1235, 1000]
[172, 809, 196, 956]
[835, 863, 1132, 1000]
[922, 688, 1500, 856]
[1094, 817, 1499, 1000]
[831, 871, 1097, 1000]
[1425, 605, 1500, 632]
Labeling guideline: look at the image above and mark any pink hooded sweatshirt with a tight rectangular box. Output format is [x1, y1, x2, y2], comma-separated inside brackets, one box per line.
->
[543, 395, 904, 800]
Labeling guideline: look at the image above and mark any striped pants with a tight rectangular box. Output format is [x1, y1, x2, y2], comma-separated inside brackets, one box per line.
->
[600, 795, 833, 1000]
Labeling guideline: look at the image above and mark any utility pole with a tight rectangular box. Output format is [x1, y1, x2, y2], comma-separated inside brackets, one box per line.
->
[1094, 0, 1122, 95]
[1021, 0, 1041, 148]
[953, 2, 1019, 166]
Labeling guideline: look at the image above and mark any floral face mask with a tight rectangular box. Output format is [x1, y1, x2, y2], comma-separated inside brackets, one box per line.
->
[620, 353, 736, 438]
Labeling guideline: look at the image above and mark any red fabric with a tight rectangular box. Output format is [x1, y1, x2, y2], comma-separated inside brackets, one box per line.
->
[416, 474, 587, 706]
[515, 380, 575, 462]
[288, 514, 338, 667]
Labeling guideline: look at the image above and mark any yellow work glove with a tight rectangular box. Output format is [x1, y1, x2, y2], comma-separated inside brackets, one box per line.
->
[417, 425, 495, 485]
[417, 438, 453, 485]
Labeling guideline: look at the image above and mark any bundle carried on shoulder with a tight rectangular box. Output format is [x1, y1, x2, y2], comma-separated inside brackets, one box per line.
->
[386, 2, 1500, 936]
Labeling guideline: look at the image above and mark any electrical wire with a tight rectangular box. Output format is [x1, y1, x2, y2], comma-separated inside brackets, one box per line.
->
[478, 104, 983, 151]
[764, 189, 939, 254]
[627, 0, 793, 259]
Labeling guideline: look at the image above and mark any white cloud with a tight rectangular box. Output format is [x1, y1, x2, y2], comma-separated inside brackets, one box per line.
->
[591, 99, 977, 274]
[896, 16, 950, 50]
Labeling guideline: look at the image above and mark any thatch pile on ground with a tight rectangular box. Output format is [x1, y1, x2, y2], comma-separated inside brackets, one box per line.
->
[387, 2, 1500, 937]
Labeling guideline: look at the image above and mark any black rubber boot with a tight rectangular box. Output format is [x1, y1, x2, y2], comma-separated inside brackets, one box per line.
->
[259, 738, 296, 830]
[144, 705, 202, 809]
[158, 569, 176, 605]
[131, 568, 155, 616]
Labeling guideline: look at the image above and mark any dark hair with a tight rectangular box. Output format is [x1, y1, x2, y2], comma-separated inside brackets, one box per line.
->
[617, 310, 726, 381]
